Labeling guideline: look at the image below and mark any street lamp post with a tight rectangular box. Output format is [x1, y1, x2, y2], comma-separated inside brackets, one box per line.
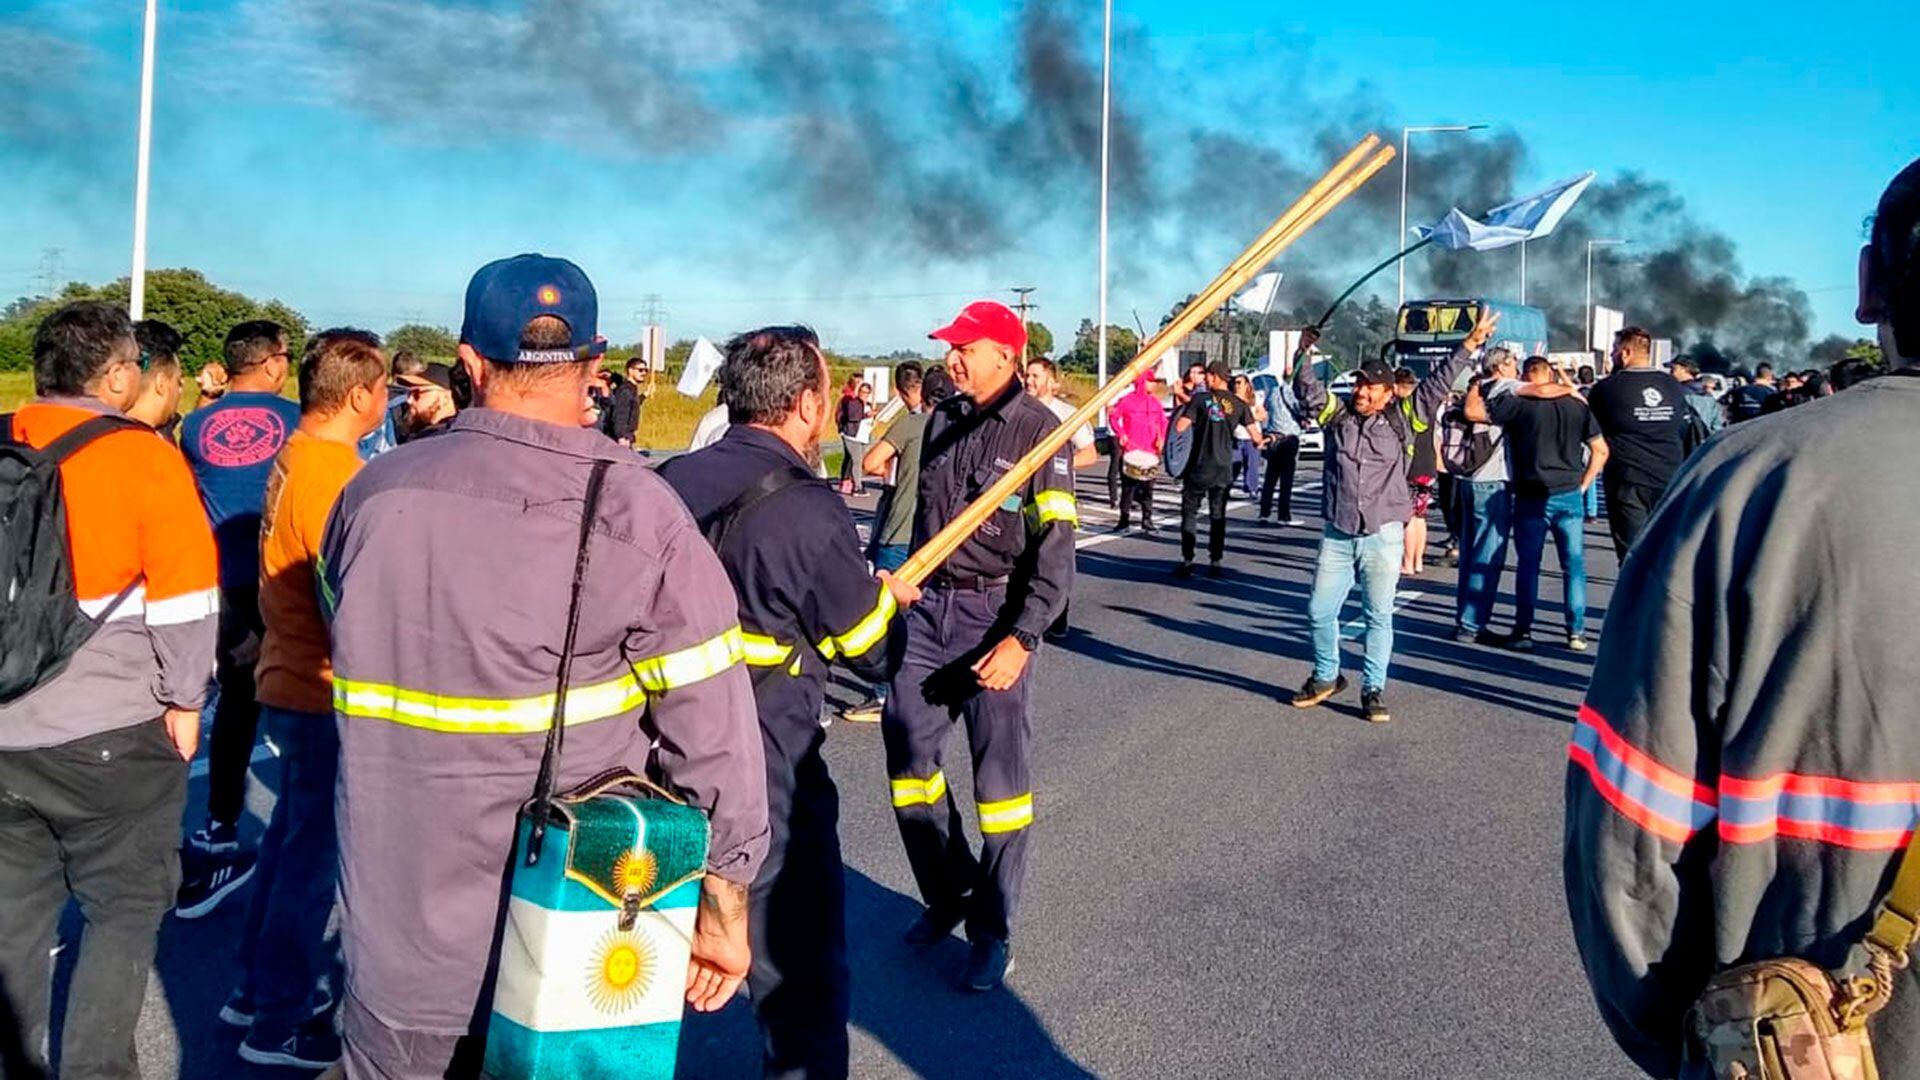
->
[130, 0, 159, 319]
[1585, 238, 1629, 355]
[1096, 0, 1112, 426]
[1397, 123, 1486, 310]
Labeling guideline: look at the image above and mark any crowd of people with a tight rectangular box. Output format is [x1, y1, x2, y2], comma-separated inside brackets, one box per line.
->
[0, 156, 1913, 1080]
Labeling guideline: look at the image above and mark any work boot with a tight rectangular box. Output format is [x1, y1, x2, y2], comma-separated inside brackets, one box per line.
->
[1362, 690, 1391, 724]
[903, 905, 966, 947]
[1290, 674, 1348, 709]
[1172, 561, 1194, 579]
[959, 939, 1016, 992]
[840, 697, 884, 724]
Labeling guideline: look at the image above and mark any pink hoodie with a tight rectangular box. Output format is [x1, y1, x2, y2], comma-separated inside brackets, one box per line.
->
[1109, 372, 1168, 456]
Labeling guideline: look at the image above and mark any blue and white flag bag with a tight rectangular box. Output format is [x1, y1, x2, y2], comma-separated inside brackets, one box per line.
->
[484, 460, 711, 1080]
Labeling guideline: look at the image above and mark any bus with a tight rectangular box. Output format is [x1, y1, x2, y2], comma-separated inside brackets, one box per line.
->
[1392, 298, 1550, 383]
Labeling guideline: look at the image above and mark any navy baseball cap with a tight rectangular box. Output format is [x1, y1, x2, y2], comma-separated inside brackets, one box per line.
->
[459, 254, 607, 364]
[1353, 358, 1397, 384]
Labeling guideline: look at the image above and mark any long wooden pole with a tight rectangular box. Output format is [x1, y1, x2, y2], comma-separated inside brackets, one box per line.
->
[899, 134, 1398, 587]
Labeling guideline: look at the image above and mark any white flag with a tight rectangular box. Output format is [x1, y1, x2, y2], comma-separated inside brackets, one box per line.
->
[676, 337, 725, 397]
[1415, 172, 1596, 252]
[1233, 271, 1284, 314]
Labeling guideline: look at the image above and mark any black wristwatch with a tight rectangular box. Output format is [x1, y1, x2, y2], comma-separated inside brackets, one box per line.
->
[1010, 629, 1040, 651]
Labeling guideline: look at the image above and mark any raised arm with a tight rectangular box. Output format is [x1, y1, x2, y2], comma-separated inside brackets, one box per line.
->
[1414, 311, 1500, 423]
[1291, 327, 1329, 415]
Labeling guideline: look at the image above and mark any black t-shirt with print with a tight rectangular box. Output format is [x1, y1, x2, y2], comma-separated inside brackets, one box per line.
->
[1586, 368, 1689, 490]
[1178, 390, 1255, 488]
[1486, 391, 1602, 498]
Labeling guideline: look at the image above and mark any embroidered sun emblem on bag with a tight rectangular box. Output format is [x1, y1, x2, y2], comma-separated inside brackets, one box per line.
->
[613, 848, 658, 896]
[586, 928, 656, 1014]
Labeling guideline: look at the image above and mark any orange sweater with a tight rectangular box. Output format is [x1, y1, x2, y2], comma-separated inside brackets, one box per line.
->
[256, 430, 363, 713]
[0, 399, 220, 748]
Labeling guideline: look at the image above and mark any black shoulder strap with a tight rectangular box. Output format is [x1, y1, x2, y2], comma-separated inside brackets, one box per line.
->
[525, 458, 613, 865]
[39, 414, 145, 465]
[701, 464, 819, 554]
[0, 414, 14, 447]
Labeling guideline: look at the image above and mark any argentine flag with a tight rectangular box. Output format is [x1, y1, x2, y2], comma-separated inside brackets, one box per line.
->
[1415, 171, 1596, 252]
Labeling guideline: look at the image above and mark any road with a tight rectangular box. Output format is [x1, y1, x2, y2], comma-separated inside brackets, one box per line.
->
[109, 459, 1639, 1079]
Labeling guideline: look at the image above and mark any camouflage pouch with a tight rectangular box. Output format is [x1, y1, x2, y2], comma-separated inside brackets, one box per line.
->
[1684, 958, 1882, 1080]
[1685, 832, 1920, 1080]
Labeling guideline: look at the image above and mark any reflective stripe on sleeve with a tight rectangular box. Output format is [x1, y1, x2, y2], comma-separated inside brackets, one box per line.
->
[891, 771, 949, 808]
[978, 792, 1034, 833]
[1026, 490, 1078, 530]
[740, 631, 795, 668]
[631, 627, 746, 693]
[826, 583, 897, 661]
[333, 672, 650, 734]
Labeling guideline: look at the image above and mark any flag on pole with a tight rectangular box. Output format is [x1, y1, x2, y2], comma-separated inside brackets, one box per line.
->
[1233, 271, 1284, 313]
[1414, 171, 1595, 252]
[676, 337, 724, 397]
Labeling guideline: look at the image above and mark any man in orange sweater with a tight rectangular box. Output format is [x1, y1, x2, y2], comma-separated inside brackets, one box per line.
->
[0, 301, 219, 1078]
[221, 329, 389, 1070]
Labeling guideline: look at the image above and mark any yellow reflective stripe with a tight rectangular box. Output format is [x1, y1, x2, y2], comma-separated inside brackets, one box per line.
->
[1026, 489, 1079, 529]
[890, 771, 949, 808]
[740, 631, 794, 668]
[828, 584, 897, 660]
[815, 636, 839, 661]
[1318, 398, 1340, 425]
[632, 627, 746, 693]
[333, 673, 648, 735]
[977, 792, 1034, 833]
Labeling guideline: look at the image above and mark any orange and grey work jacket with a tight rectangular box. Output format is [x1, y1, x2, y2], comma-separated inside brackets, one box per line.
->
[320, 408, 768, 1041]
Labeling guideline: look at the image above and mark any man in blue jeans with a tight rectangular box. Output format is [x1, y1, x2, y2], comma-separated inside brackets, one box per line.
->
[1469, 356, 1609, 652]
[1453, 351, 1519, 641]
[1290, 313, 1499, 723]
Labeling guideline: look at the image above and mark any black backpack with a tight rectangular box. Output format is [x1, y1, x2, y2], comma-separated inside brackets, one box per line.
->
[0, 412, 145, 704]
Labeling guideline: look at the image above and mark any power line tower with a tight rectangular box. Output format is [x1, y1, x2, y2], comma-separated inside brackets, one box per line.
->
[36, 248, 65, 299]
[636, 294, 666, 327]
[1010, 286, 1037, 360]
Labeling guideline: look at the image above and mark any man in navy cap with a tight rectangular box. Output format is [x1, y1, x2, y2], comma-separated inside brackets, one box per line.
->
[322, 254, 769, 1078]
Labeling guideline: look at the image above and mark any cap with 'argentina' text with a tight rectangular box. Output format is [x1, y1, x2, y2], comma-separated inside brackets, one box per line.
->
[460, 254, 608, 364]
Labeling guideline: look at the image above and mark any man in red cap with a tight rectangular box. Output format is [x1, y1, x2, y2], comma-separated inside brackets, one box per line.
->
[883, 300, 1076, 991]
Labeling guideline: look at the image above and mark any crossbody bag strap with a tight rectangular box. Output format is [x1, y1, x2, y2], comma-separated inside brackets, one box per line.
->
[701, 464, 817, 554]
[1864, 833, 1920, 960]
[525, 458, 613, 865]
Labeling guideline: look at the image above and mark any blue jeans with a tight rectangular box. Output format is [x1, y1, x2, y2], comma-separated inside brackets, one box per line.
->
[866, 545, 911, 697]
[1583, 475, 1600, 518]
[1307, 522, 1405, 692]
[233, 707, 341, 1037]
[1234, 440, 1261, 498]
[1455, 480, 1512, 634]
[1513, 489, 1588, 637]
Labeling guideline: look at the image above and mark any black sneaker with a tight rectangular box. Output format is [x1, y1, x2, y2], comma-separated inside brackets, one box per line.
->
[959, 939, 1016, 992]
[840, 697, 884, 724]
[1290, 674, 1349, 709]
[903, 905, 966, 947]
[1172, 561, 1194, 579]
[238, 1018, 341, 1070]
[1501, 633, 1536, 653]
[1362, 690, 1391, 724]
[1141, 521, 1160, 534]
[176, 849, 257, 920]
[220, 989, 331, 1030]
[188, 820, 241, 856]
[1205, 561, 1224, 578]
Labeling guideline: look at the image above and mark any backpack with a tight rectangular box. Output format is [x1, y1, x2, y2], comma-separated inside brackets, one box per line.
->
[0, 412, 146, 704]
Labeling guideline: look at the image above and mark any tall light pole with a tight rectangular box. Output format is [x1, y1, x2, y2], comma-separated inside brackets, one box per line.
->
[1397, 123, 1486, 310]
[130, 0, 159, 319]
[1095, 0, 1113, 424]
[1519, 240, 1528, 305]
[1585, 238, 1628, 353]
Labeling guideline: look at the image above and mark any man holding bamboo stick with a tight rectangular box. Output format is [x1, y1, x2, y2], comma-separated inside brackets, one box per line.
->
[884, 300, 1076, 993]
[1290, 312, 1498, 723]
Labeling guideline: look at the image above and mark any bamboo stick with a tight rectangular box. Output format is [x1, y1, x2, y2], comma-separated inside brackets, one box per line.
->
[898, 134, 1398, 587]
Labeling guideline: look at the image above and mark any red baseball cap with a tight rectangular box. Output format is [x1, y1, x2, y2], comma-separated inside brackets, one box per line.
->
[929, 300, 1027, 356]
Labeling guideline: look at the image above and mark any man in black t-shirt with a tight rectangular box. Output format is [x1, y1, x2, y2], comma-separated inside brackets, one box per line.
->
[1727, 363, 1779, 422]
[1172, 360, 1263, 577]
[1584, 326, 1692, 559]
[1470, 357, 1609, 651]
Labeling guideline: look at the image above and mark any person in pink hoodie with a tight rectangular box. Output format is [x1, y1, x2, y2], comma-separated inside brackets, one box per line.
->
[1109, 370, 1169, 531]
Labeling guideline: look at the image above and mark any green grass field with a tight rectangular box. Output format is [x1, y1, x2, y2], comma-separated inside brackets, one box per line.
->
[0, 367, 1103, 452]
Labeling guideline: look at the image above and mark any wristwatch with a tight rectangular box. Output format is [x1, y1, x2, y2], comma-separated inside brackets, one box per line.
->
[1010, 629, 1040, 652]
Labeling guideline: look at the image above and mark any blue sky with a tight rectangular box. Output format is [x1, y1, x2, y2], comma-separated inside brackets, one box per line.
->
[2, 0, 1913, 356]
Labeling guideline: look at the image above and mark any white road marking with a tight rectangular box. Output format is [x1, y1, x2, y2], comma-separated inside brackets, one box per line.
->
[188, 736, 280, 780]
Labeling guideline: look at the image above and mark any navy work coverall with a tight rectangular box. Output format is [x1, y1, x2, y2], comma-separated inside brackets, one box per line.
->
[885, 382, 1076, 945]
[659, 426, 901, 1080]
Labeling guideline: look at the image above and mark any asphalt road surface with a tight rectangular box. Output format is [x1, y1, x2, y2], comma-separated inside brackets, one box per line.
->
[104, 457, 1641, 1079]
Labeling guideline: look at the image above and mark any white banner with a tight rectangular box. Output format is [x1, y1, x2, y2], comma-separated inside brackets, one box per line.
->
[676, 337, 724, 397]
[1589, 306, 1625, 352]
